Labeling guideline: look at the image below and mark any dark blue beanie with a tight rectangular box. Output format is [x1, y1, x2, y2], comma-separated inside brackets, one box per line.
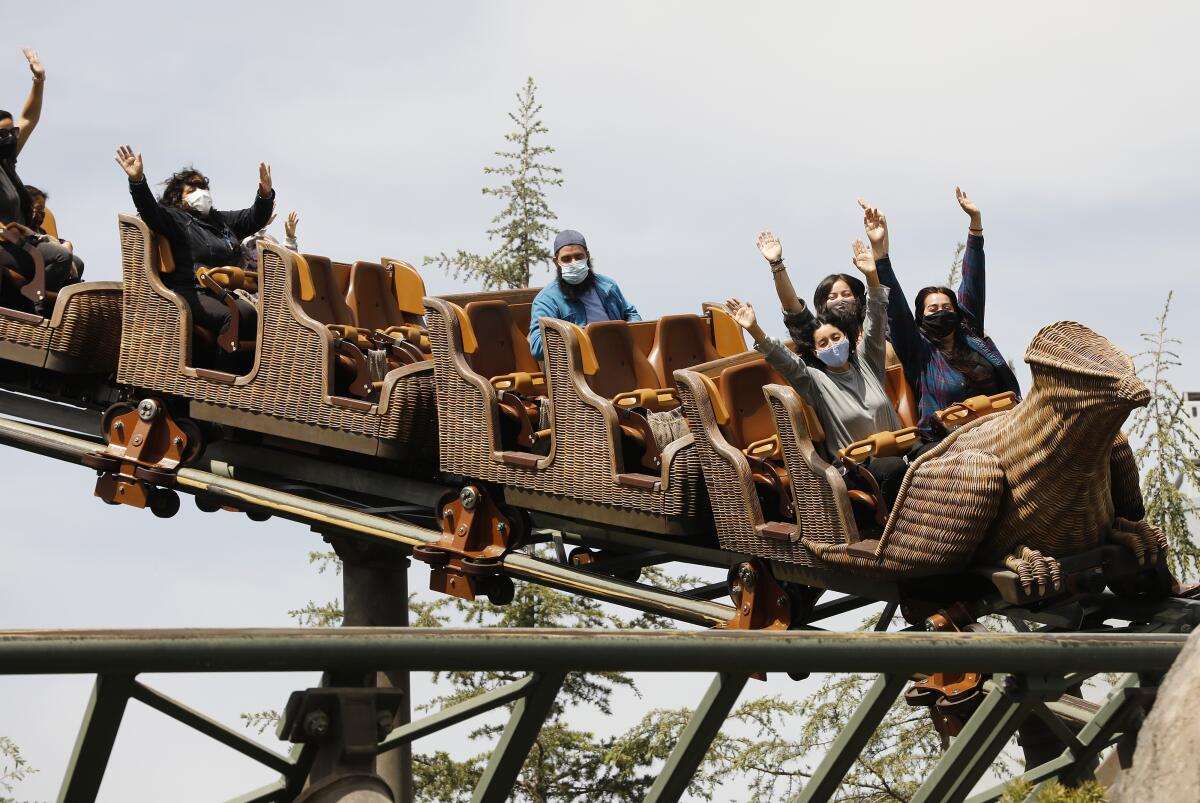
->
[553, 229, 587, 255]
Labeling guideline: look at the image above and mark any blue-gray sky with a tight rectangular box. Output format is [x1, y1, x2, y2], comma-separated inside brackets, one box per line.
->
[2, 2, 1198, 800]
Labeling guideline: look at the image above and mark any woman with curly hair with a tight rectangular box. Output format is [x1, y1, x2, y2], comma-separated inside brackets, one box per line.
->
[114, 144, 274, 370]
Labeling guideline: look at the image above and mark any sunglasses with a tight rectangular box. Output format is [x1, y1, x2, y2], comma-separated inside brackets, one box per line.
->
[185, 177, 210, 190]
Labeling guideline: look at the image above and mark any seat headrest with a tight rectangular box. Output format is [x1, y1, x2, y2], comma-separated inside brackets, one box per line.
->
[41, 207, 59, 239]
[565, 322, 599, 376]
[384, 258, 427, 316]
[449, 302, 478, 355]
[293, 253, 316, 302]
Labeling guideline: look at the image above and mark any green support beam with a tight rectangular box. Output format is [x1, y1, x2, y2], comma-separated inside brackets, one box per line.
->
[794, 674, 908, 803]
[472, 672, 566, 803]
[644, 672, 750, 803]
[129, 680, 294, 775]
[58, 674, 135, 803]
[378, 674, 539, 753]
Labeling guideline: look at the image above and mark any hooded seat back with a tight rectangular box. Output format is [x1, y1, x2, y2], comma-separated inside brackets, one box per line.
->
[585, 320, 662, 399]
[650, 314, 721, 381]
[464, 299, 539, 381]
[347, 261, 403, 331]
[295, 254, 354, 326]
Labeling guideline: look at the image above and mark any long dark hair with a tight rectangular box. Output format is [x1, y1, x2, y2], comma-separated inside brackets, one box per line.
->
[795, 312, 860, 372]
[914, 285, 978, 336]
[160, 166, 207, 209]
[555, 255, 598, 301]
[812, 273, 866, 322]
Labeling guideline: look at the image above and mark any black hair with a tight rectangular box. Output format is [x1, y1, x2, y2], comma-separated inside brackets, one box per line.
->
[794, 311, 859, 372]
[24, 185, 46, 201]
[0, 109, 11, 122]
[160, 166, 207, 209]
[554, 252, 597, 301]
[812, 273, 866, 322]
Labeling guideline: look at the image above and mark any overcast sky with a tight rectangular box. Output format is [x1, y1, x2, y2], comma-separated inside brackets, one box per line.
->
[3, 2, 1199, 800]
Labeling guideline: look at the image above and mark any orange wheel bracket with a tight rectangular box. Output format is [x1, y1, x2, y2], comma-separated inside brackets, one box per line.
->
[414, 485, 521, 605]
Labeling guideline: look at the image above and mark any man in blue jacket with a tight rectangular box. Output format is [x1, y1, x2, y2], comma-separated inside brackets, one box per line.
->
[527, 229, 641, 361]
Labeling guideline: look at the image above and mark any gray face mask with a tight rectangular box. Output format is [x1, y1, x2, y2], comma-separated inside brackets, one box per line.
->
[560, 258, 589, 285]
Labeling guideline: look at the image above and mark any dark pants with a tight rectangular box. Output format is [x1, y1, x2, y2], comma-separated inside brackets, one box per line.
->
[0, 238, 84, 309]
[175, 285, 257, 372]
[863, 455, 907, 508]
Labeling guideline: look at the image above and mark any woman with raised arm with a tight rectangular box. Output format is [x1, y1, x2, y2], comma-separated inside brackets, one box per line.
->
[0, 49, 83, 311]
[862, 189, 1020, 439]
[114, 145, 274, 369]
[726, 241, 906, 503]
[756, 229, 895, 368]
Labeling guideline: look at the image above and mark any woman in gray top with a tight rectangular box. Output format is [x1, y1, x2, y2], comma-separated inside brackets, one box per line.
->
[725, 240, 907, 509]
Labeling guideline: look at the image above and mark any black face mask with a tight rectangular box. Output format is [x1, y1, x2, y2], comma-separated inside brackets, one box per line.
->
[920, 309, 959, 340]
[0, 126, 18, 159]
[826, 298, 860, 320]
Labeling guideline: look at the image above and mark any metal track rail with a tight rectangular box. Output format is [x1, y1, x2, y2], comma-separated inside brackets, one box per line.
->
[0, 415, 733, 627]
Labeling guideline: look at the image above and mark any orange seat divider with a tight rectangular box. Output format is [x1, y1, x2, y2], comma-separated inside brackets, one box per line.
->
[697, 372, 729, 425]
[706, 304, 748, 357]
[565, 323, 599, 376]
[384, 258, 427, 317]
[41, 207, 59, 239]
[449, 302, 479, 355]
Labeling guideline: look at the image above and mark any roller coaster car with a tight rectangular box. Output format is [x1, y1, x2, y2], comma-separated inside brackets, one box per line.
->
[681, 320, 1177, 618]
[424, 298, 748, 535]
[0, 215, 120, 375]
[115, 214, 436, 462]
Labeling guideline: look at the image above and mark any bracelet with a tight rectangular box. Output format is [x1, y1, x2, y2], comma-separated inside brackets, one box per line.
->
[770, 263, 786, 274]
[969, 227, 983, 234]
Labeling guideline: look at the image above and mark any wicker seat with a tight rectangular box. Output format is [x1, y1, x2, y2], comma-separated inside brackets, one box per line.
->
[465, 299, 547, 453]
[292, 254, 375, 398]
[347, 260, 430, 359]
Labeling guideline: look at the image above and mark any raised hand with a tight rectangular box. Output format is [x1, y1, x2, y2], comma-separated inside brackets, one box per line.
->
[114, 145, 144, 182]
[857, 198, 889, 259]
[851, 240, 875, 274]
[23, 48, 44, 82]
[956, 186, 981, 228]
[724, 297, 757, 330]
[258, 162, 272, 197]
[285, 211, 299, 241]
[756, 230, 783, 265]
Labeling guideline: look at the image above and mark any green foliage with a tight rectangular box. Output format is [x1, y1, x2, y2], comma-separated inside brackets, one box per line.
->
[0, 736, 36, 803]
[425, 76, 563, 289]
[1001, 778, 1108, 802]
[1129, 291, 1200, 580]
[946, 241, 965, 288]
[240, 709, 282, 735]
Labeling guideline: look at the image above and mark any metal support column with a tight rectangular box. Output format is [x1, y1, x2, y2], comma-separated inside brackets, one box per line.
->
[643, 672, 750, 803]
[57, 673, 135, 803]
[794, 674, 908, 803]
[471, 671, 567, 803]
[333, 535, 413, 803]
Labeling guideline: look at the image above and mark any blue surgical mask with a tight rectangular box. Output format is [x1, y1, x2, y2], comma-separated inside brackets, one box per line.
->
[816, 339, 850, 368]
[559, 258, 590, 285]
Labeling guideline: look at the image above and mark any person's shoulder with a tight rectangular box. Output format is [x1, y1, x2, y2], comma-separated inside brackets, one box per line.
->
[532, 281, 565, 305]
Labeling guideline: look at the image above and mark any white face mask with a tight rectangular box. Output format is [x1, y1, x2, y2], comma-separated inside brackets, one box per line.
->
[559, 258, 590, 285]
[184, 188, 213, 215]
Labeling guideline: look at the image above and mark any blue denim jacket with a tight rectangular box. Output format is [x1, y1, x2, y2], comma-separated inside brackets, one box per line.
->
[527, 273, 641, 360]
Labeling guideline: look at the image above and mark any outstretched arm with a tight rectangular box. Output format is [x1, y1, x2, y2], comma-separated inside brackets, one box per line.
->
[115, 144, 179, 239]
[224, 162, 276, 238]
[851, 240, 889, 378]
[15, 48, 45, 155]
[955, 187, 987, 331]
[757, 230, 814, 343]
[859, 199, 919, 367]
[725, 297, 820, 404]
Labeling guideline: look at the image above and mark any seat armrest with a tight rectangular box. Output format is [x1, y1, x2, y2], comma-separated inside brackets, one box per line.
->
[611, 387, 680, 413]
[490, 371, 545, 396]
[837, 426, 920, 463]
[742, 434, 783, 461]
[936, 391, 1019, 427]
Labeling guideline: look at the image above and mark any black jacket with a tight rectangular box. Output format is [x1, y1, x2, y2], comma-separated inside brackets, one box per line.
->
[128, 178, 274, 287]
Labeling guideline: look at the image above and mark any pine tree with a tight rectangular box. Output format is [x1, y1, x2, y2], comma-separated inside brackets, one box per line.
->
[0, 736, 36, 803]
[425, 77, 563, 290]
[1129, 292, 1200, 580]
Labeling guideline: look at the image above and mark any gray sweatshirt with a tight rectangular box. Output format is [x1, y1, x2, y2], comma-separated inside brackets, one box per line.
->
[755, 285, 900, 459]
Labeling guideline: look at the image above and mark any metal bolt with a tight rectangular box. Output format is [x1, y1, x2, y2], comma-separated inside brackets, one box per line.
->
[114, 421, 125, 437]
[173, 436, 184, 449]
[924, 619, 937, 632]
[459, 486, 479, 510]
[741, 603, 751, 615]
[137, 398, 160, 421]
[303, 710, 330, 739]
[498, 522, 508, 536]
[777, 595, 788, 608]
[458, 525, 467, 535]
[738, 565, 755, 591]
[131, 434, 143, 446]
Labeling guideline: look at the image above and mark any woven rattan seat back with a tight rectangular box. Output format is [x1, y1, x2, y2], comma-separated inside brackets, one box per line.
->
[720, 360, 784, 450]
[296, 254, 354, 327]
[585, 320, 663, 399]
[347, 261, 406, 332]
[649, 315, 720, 383]
[465, 300, 539, 380]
